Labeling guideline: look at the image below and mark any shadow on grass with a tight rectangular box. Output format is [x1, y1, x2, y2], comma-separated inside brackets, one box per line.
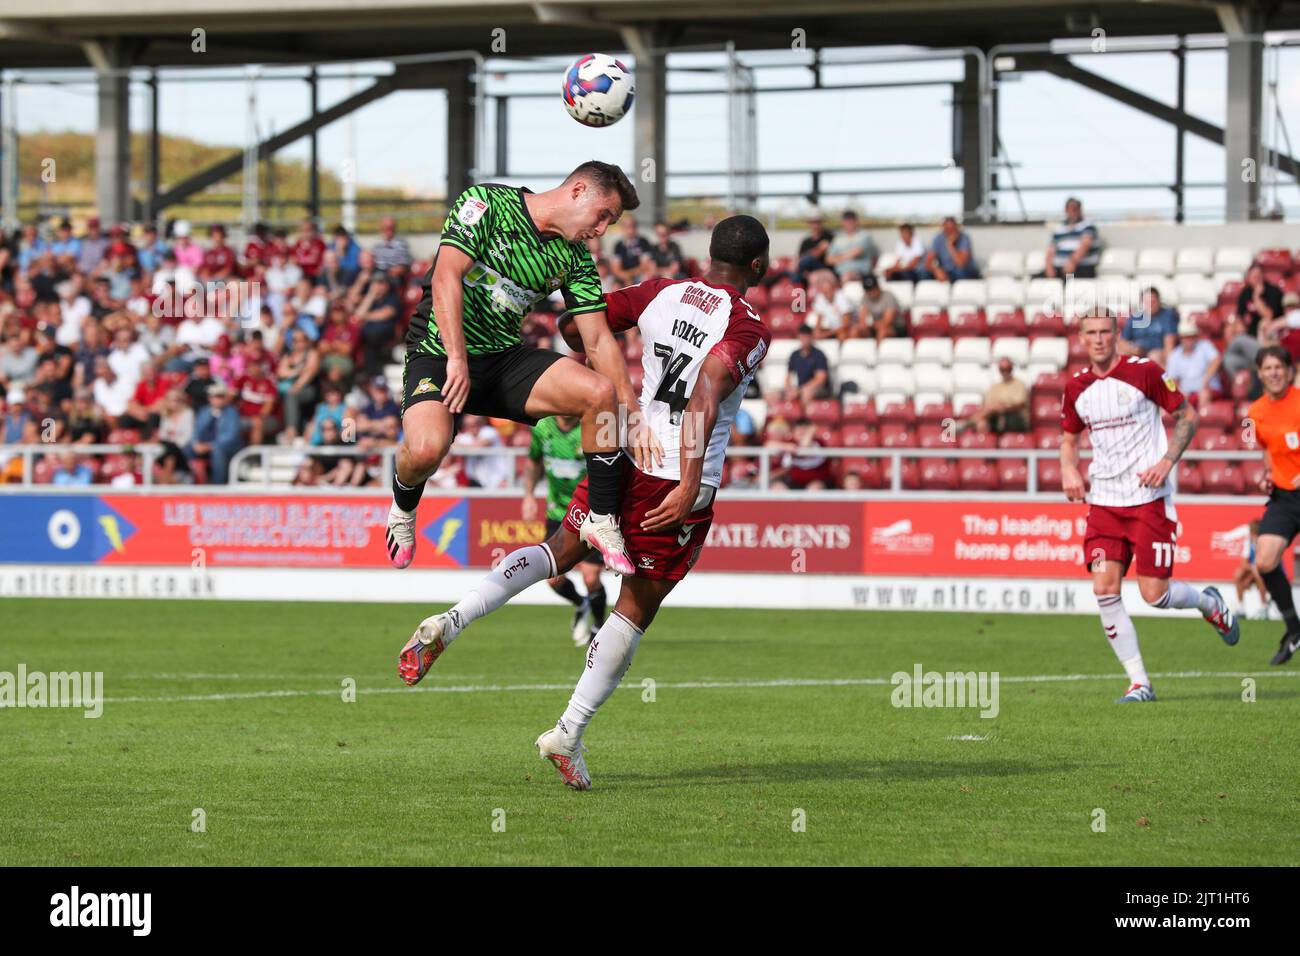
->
[609, 757, 1085, 789]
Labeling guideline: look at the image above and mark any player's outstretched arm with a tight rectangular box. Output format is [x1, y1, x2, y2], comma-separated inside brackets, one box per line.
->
[1138, 399, 1198, 488]
[641, 354, 730, 532]
[570, 310, 664, 471]
[431, 245, 474, 412]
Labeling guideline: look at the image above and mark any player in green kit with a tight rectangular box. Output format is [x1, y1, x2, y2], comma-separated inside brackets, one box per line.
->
[386, 161, 662, 598]
[522, 415, 607, 647]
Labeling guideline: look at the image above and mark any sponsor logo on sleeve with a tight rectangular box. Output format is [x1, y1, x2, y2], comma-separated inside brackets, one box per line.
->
[1163, 375, 1177, 391]
[745, 339, 768, 370]
[456, 198, 488, 226]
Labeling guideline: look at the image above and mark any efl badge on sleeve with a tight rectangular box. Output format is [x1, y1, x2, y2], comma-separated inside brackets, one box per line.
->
[1286, 432, 1298, 450]
[457, 198, 488, 226]
[1163, 375, 1178, 391]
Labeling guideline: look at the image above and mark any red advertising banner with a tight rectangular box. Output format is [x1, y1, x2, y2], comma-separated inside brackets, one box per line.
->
[2, 492, 1267, 581]
[861, 499, 1265, 581]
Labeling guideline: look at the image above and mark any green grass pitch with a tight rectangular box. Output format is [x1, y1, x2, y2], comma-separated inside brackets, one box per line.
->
[1, 597, 1296, 866]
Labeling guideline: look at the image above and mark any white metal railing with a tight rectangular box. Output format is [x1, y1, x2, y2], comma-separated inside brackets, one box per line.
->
[3, 441, 1261, 493]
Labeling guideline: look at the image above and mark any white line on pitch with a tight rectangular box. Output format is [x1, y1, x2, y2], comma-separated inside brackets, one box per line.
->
[99, 670, 1300, 705]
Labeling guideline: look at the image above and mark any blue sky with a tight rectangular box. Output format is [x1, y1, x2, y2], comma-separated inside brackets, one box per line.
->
[9, 37, 1300, 223]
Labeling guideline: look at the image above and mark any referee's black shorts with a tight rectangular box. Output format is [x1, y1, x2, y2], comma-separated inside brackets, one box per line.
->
[401, 344, 565, 426]
[1259, 487, 1300, 542]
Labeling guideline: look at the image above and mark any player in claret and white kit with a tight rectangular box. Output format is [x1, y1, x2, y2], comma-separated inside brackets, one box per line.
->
[1060, 312, 1239, 704]
[397, 215, 773, 788]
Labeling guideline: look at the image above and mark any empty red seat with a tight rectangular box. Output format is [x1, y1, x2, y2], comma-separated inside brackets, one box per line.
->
[879, 403, 917, 427]
[842, 425, 880, 448]
[840, 400, 878, 426]
[1199, 400, 1234, 431]
[1068, 337, 1088, 364]
[803, 399, 842, 426]
[996, 458, 1028, 491]
[898, 459, 921, 490]
[917, 424, 949, 448]
[768, 399, 803, 423]
[839, 457, 884, 489]
[918, 402, 954, 426]
[814, 425, 839, 446]
[1033, 427, 1061, 449]
[1191, 310, 1223, 339]
[767, 281, 798, 306]
[1194, 431, 1237, 452]
[1026, 312, 1066, 337]
[1231, 369, 1254, 402]
[959, 430, 998, 449]
[997, 431, 1032, 450]
[765, 309, 802, 337]
[1241, 459, 1268, 492]
[1031, 395, 1062, 426]
[912, 310, 951, 338]
[958, 459, 999, 491]
[988, 310, 1027, 338]
[1176, 461, 1204, 494]
[1200, 462, 1244, 494]
[1033, 370, 1070, 397]
[107, 428, 142, 445]
[949, 311, 989, 338]
[1036, 459, 1063, 492]
[1218, 280, 1244, 307]
[920, 459, 958, 490]
[1254, 249, 1295, 274]
[879, 424, 915, 448]
[744, 285, 769, 310]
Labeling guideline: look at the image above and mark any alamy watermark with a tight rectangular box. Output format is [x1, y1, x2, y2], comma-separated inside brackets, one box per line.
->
[0, 664, 103, 718]
[890, 663, 1000, 718]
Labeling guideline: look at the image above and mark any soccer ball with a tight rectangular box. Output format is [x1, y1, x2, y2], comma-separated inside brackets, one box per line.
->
[562, 54, 635, 128]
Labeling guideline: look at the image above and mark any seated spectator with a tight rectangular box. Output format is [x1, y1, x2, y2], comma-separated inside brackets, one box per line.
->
[91, 356, 132, 421]
[1041, 197, 1100, 279]
[51, 451, 94, 486]
[806, 270, 854, 341]
[200, 224, 237, 285]
[291, 218, 327, 279]
[170, 221, 204, 280]
[3, 389, 30, 443]
[788, 213, 834, 286]
[107, 326, 150, 390]
[884, 222, 926, 281]
[783, 325, 831, 403]
[291, 276, 329, 324]
[1235, 265, 1283, 343]
[56, 279, 93, 348]
[66, 390, 105, 444]
[1120, 287, 1178, 364]
[330, 224, 361, 277]
[318, 303, 360, 380]
[356, 273, 400, 377]
[311, 417, 366, 486]
[308, 381, 349, 447]
[611, 215, 653, 285]
[1164, 316, 1224, 413]
[188, 381, 244, 483]
[356, 375, 401, 450]
[455, 413, 512, 489]
[155, 388, 194, 484]
[649, 221, 686, 279]
[771, 418, 835, 490]
[863, 276, 905, 341]
[963, 358, 1029, 434]
[236, 358, 279, 446]
[371, 216, 411, 281]
[0, 329, 37, 390]
[924, 216, 979, 281]
[136, 222, 169, 274]
[825, 210, 878, 278]
[132, 359, 173, 417]
[77, 217, 109, 275]
[730, 404, 757, 447]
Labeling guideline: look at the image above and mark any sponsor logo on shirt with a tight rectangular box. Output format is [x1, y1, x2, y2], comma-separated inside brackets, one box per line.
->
[456, 198, 488, 226]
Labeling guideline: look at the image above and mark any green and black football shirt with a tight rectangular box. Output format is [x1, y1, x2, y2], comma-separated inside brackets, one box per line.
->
[528, 417, 587, 521]
[406, 184, 606, 357]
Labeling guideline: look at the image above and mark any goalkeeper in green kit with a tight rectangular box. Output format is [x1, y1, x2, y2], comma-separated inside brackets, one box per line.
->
[522, 415, 607, 647]
[385, 161, 662, 593]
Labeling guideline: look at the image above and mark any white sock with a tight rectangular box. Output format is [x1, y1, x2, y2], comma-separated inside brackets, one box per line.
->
[441, 544, 556, 647]
[559, 611, 643, 746]
[1097, 593, 1149, 687]
[1156, 580, 1215, 614]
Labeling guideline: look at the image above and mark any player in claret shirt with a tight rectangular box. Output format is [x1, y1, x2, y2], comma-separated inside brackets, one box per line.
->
[1061, 312, 1239, 704]
[397, 215, 772, 789]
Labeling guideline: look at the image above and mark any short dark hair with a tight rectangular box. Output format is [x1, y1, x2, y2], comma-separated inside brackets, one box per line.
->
[708, 214, 769, 268]
[1256, 345, 1293, 369]
[797, 323, 813, 336]
[565, 161, 640, 211]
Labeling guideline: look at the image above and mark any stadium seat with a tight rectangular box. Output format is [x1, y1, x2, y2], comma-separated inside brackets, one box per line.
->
[1254, 248, 1295, 274]
[1215, 247, 1253, 275]
[958, 430, 997, 449]
[917, 424, 949, 448]
[985, 250, 1024, 278]
[1033, 426, 1061, 449]
[803, 399, 842, 426]
[915, 337, 954, 366]
[768, 398, 803, 422]
[952, 362, 990, 394]
[767, 280, 798, 306]
[920, 459, 959, 491]
[953, 394, 983, 418]
[741, 398, 767, 433]
[766, 308, 802, 337]
[918, 401, 955, 426]
[765, 338, 801, 370]
[1025, 311, 1066, 338]
[1098, 276, 1139, 316]
[839, 457, 884, 489]
[1192, 310, 1223, 339]
[1173, 461, 1203, 494]
[839, 339, 878, 366]
[743, 284, 769, 310]
[813, 424, 839, 447]
[987, 277, 1025, 306]
[1241, 459, 1268, 491]
[758, 363, 787, 396]
[1033, 369, 1070, 397]
[879, 423, 916, 447]
[949, 310, 989, 338]
[1137, 247, 1175, 276]
[911, 310, 951, 338]
[1176, 274, 1217, 307]
[1025, 278, 1064, 314]
[987, 310, 1027, 338]
[1231, 369, 1254, 402]
[1175, 248, 1215, 276]
[1031, 394, 1061, 426]
[958, 459, 999, 491]
[1061, 278, 1098, 320]
[837, 365, 876, 402]
[913, 280, 951, 307]
[840, 399, 878, 426]
[1199, 400, 1234, 431]
[874, 391, 909, 414]
[914, 363, 953, 396]
[1036, 459, 1063, 492]
[1023, 249, 1047, 276]
[1137, 274, 1178, 305]
[1194, 431, 1238, 452]
[996, 431, 1032, 450]
[1098, 248, 1137, 277]
[996, 458, 1028, 491]
[992, 337, 1030, 367]
[841, 424, 880, 447]
[883, 280, 914, 310]
[879, 402, 917, 428]
[1028, 337, 1068, 369]
[878, 338, 915, 366]
[816, 339, 841, 368]
[950, 280, 987, 307]
[877, 366, 915, 397]
[1200, 462, 1245, 495]
[1217, 279, 1245, 307]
